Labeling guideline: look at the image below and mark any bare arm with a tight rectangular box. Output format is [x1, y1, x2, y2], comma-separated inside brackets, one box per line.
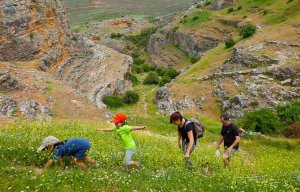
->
[58, 159, 64, 170]
[184, 131, 194, 157]
[97, 128, 113, 132]
[132, 126, 147, 131]
[216, 135, 224, 150]
[177, 131, 182, 149]
[227, 136, 240, 152]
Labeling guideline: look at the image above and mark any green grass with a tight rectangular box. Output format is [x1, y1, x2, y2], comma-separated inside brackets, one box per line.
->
[181, 11, 211, 28]
[1, 120, 300, 191]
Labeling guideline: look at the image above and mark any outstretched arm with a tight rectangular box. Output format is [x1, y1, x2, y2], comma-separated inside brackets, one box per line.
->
[97, 128, 113, 132]
[216, 135, 224, 150]
[132, 126, 147, 131]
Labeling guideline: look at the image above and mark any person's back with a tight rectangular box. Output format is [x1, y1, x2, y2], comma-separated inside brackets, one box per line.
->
[53, 138, 91, 158]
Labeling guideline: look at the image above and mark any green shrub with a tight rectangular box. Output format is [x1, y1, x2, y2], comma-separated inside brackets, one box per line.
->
[190, 57, 201, 64]
[205, 1, 211, 6]
[225, 38, 235, 48]
[276, 101, 300, 123]
[131, 53, 140, 59]
[141, 64, 152, 72]
[143, 72, 159, 85]
[103, 95, 123, 108]
[157, 68, 180, 79]
[122, 91, 139, 104]
[243, 15, 248, 19]
[133, 58, 145, 65]
[159, 76, 171, 87]
[196, 4, 202, 8]
[227, 8, 234, 13]
[239, 24, 256, 38]
[132, 65, 144, 74]
[237, 6, 242, 10]
[192, 16, 199, 21]
[126, 27, 158, 47]
[287, 0, 294, 3]
[238, 108, 284, 134]
[263, 9, 268, 15]
[110, 33, 123, 39]
[129, 74, 139, 86]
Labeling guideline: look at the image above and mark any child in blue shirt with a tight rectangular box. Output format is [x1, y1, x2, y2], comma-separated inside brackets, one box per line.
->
[36, 136, 95, 174]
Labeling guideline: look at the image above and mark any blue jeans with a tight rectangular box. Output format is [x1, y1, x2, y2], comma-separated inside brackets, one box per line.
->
[125, 149, 136, 165]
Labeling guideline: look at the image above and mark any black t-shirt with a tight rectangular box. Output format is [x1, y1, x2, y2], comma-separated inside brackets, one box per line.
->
[221, 123, 239, 150]
[178, 119, 197, 144]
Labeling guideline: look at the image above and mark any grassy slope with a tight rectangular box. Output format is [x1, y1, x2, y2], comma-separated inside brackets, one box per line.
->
[168, 0, 300, 119]
[1, 71, 300, 191]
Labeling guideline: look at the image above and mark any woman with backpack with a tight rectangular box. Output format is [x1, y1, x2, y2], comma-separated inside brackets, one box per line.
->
[170, 111, 197, 167]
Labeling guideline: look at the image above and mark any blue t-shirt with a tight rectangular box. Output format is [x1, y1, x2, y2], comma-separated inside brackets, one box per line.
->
[52, 138, 91, 159]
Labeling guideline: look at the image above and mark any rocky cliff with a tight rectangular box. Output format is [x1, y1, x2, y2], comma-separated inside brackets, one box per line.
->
[153, 1, 300, 118]
[0, 0, 132, 120]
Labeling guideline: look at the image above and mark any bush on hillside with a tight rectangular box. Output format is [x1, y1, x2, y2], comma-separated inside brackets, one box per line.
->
[227, 8, 234, 13]
[159, 76, 171, 87]
[110, 33, 123, 39]
[190, 57, 201, 64]
[276, 100, 300, 123]
[192, 16, 199, 21]
[238, 108, 284, 134]
[143, 72, 159, 85]
[126, 27, 158, 47]
[129, 74, 139, 86]
[156, 67, 179, 79]
[225, 38, 235, 48]
[103, 95, 123, 108]
[133, 58, 145, 65]
[240, 24, 256, 38]
[122, 91, 139, 104]
[141, 64, 154, 72]
[237, 6, 242, 10]
[132, 65, 144, 74]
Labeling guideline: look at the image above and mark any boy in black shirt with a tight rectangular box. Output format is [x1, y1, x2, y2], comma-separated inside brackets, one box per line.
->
[216, 114, 240, 167]
[170, 112, 197, 166]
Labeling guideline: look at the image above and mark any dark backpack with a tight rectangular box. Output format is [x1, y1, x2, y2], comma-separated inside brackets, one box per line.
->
[185, 117, 204, 138]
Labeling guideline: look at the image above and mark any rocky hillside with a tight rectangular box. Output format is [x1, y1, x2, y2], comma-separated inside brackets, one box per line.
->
[0, 0, 132, 121]
[153, 0, 300, 118]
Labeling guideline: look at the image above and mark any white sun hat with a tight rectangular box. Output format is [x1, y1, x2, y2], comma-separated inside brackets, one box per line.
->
[37, 136, 60, 152]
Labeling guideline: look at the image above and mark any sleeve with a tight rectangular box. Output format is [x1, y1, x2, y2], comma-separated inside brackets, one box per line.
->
[51, 148, 63, 160]
[231, 124, 239, 137]
[185, 123, 194, 132]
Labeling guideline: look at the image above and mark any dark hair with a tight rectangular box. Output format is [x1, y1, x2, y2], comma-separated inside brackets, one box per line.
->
[220, 114, 230, 121]
[170, 111, 183, 124]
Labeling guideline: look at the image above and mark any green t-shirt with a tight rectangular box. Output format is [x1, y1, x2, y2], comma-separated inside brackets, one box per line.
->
[112, 125, 136, 150]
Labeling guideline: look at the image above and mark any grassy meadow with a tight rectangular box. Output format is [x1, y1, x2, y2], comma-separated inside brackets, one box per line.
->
[1, 75, 300, 191]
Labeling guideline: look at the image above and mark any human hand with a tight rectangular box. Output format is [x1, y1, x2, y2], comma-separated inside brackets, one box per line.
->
[226, 147, 232, 154]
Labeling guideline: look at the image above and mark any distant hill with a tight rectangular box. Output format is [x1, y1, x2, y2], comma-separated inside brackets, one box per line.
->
[63, 0, 196, 25]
